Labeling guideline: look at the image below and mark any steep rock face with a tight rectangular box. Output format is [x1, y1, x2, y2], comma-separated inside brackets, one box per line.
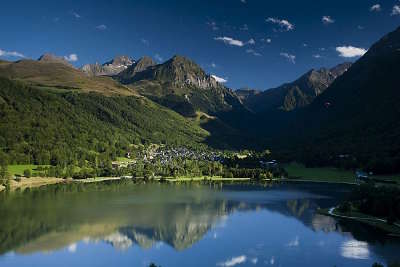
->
[244, 62, 352, 112]
[81, 55, 135, 76]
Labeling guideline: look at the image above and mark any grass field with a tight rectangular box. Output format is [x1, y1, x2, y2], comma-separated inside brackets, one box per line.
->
[8, 165, 50, 176]
[284, 162, 355, 183]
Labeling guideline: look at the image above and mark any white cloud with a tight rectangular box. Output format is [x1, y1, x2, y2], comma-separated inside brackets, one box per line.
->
[96, 24, 107, 30]
[336, 46, 367, 57]
[391, 5, 400, 15]
[265, 38, 272, 43]
[370, 4, 381, 12]
[280, 52, 296, 64]
[71, 11, 81, 19]
[217, 255, 247, 267]
[303, 43, 308, 47]
[322, 16, 335, 24]
[286, 236, 299, 247]
[64, 53, 78, 62]
[211, 62, 217, 68]
[357, 25, 365, 30]
[0, 49, 24, 58]
[246, 49, 262, 57]
[313, 54, 322, 59]
[154, 54, 163, 63]
[207, 21, 219, 31]
[247, 38, 255, 45]
[211, 74, 228, 83]
[214, 36, 244, 47]
[240, 0, 246, 3]
[250, 258, 258, 264]
[266, 17, 294, 31]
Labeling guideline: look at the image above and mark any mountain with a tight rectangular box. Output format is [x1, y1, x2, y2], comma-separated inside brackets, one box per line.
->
[244, 62, 352, 112]
[235, 88, 260, 102]
[117, 56, 156, 81]
[81, 55, 135, 76]
[0, 56, 135, 96]
[117, 55, 244, 117]
[273, 26, 400, 173]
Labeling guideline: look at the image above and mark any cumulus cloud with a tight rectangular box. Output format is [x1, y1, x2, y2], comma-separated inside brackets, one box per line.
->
[266, 17, 294, 31]
[96, 24, 107, 30]
[246, 49, 262, 56]
[370, 4, 381, 12]
[214, 36, 244, 47]
[211, 74, 227, 83]
[336, 46, 367, 57]
[0, 49, 25, 58]
[280, 52, 296, 64]
[64, 53, 78, 62]
[217, 255, 247, 267]
[211, 62, 217, 68]
[322, 16, 335, 24]
[313, 54, 322, 59]
[391, 5, 400, 16]
[154, 54, 163, 63]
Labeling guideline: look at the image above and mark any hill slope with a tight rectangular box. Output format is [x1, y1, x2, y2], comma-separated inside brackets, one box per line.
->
[0, 78, 208, 165]
[277, 26, 400, 172]
[0, 57, 135, 96]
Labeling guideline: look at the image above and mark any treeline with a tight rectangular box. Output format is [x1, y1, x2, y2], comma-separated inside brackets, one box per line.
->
[0, 77, 207, 166]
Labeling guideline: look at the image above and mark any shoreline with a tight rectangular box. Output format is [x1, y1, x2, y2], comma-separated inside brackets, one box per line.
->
[0, 175, 359, 192]
[319, 207, 400, 237]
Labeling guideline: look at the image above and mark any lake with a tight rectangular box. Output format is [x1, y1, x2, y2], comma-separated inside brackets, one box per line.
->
[0, 181, 399, 267]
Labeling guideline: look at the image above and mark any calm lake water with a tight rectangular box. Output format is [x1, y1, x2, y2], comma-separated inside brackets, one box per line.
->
[0, 182, 399, 267]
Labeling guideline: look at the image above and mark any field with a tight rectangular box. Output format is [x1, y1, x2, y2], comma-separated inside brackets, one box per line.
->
[8, 165, 50, 176]
[284, 162, 355, 183]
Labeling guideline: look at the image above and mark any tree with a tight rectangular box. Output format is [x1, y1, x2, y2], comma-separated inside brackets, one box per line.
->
[0, 159, 10, 184]
[23, 169, 32, 178]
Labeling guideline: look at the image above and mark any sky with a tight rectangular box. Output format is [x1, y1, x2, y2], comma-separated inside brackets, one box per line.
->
[1, 0, 400, 90]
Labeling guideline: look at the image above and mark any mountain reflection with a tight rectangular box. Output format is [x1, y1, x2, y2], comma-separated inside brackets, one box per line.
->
[0, 182, 387, 256]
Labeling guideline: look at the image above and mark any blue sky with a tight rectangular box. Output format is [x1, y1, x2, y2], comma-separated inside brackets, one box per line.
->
[1, 0, 400, 89]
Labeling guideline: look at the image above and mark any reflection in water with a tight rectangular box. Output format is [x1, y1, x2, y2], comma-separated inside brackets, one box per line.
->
[0, 182, 399, 267]
[340, 240, 370, 260]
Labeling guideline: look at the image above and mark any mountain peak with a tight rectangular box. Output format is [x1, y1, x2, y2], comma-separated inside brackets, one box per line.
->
[38, 53, 72, 66]
[82, 55, 135, 76]
[104, 55, 134, 67]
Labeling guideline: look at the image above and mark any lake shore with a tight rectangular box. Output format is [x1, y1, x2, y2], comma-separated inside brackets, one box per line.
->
[319, 207, 400, 237]
[0, 174, 360, 193]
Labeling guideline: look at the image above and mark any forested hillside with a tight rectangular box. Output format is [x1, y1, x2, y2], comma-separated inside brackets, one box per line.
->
[0, 78, 208, 165]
